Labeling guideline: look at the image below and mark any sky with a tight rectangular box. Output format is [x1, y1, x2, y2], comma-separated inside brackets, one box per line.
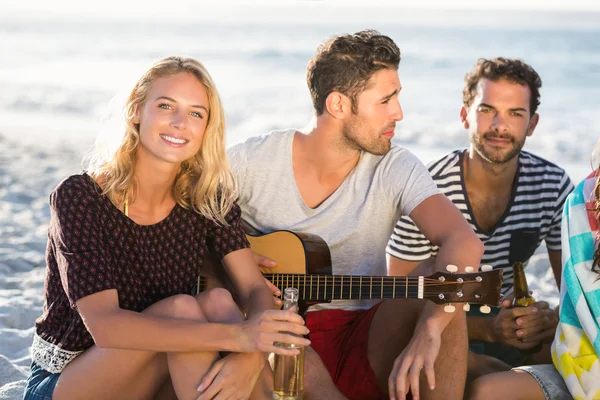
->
[2, 0, 600, 18]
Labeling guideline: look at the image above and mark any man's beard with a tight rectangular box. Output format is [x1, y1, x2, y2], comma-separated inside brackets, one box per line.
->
[471, 131, 525, 164]
[341, 119, 393, 156]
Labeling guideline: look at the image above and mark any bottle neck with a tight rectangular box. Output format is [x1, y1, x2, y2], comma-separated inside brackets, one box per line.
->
[283, 300, 298, 313]
[512, 262, 531, 298]
[283, 288, 299, 314]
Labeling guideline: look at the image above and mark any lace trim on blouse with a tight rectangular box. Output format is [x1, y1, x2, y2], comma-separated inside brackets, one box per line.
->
[31, 333, 83, 373]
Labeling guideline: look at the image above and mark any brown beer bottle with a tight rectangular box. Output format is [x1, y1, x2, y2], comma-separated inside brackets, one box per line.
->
[512, 262, 535, 307]
[512, 261, 541, 352]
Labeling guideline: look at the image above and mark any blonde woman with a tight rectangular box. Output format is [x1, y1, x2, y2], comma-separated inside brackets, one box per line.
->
[23, 56, 309, 400]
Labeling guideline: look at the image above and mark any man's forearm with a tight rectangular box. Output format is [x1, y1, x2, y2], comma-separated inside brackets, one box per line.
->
[434, 229, 484, 274]
[416, 301, 456, 335]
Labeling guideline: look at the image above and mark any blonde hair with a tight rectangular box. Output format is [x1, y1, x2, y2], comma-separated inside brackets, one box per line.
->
[86, 56, 236, 225]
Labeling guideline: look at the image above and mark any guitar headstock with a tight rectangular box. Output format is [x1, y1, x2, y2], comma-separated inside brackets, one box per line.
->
[424, 268, 503, 307]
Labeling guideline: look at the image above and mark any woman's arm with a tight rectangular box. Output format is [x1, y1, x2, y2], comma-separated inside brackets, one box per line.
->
[221, 248, 276, 318]
[76, 289, 308, 355]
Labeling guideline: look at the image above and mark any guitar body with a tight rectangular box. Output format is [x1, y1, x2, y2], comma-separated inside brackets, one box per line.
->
[247, 230, 332, 276]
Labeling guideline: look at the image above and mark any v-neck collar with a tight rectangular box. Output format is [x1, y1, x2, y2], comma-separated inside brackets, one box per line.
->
[458, 150, 521, 237]
[286, 130, 362, 212]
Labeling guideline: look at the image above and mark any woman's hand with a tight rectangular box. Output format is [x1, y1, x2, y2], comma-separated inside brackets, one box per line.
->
[236, 309, 310, 355]
[196, 352, 265, 400]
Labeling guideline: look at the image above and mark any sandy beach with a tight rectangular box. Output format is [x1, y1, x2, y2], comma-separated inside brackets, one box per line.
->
[0, 127, 86, 398]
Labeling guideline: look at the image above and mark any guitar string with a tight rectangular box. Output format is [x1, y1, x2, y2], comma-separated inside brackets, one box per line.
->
[261, 276, 490, 287]
[196, 282, 490, 300]
[261, 274, 492, 282]
[202, 276, 494, 287]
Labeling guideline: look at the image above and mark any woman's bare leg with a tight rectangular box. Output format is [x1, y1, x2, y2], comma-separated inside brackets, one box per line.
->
[53, 294, 217, 400]
[467, 351, 512, 383]
[466, 370, 546, 400]
[196, 288, 273, 400]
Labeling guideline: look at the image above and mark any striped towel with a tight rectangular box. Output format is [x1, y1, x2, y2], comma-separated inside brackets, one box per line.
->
[552, 171, 600, 400]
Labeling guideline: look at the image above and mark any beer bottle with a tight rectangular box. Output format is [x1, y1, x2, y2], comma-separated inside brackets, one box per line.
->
[512, 261, 535, 307]
[273, 288, 304, 400]
[512, 261, 541, 353]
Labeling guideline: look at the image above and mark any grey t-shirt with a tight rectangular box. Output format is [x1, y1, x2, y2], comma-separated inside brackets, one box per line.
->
[228, 129, 439, 310]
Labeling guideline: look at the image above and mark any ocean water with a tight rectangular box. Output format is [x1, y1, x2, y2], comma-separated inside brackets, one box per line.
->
[1, 7, 599, 166]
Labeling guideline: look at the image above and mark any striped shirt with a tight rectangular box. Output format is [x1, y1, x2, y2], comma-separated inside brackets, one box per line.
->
[387, 150, 574, 297]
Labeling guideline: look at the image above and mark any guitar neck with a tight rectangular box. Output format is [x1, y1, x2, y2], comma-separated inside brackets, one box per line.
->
[264, 273, 425, 302]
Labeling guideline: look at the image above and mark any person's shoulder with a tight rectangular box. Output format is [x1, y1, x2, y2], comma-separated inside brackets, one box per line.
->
[374, 145, 425, 174]
[519, 151, 574, 202]
[519, 151, 568, 176]
[228, 129, 294, 155]
[426, 150, 463, 177]
[51, 174, 96, 198]
[377, 146, 461, 176]
[49, 173, 102, 213]
[381, 144, 421, 163]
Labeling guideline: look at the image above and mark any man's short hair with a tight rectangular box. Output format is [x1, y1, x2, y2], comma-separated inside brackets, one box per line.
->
[463, 57, 542, 114]
[307, 29, 401, 115]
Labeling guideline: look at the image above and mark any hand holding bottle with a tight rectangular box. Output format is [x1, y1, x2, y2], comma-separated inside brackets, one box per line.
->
[505, 261, 556, 351]
[237, 309, 310, 355]
[492, 299, 544, 349]
[517, 301, 558, 345]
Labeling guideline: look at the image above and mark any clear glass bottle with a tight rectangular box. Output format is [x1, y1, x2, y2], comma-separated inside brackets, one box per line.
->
[273, 288, 304, 400]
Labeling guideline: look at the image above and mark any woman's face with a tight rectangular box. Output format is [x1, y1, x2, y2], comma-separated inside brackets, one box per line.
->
[133, 72, 210, 166]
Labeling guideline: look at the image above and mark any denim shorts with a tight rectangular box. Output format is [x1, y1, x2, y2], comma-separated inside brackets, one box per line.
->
[513, 364, 572, 400]
[23, 362, 60, 400]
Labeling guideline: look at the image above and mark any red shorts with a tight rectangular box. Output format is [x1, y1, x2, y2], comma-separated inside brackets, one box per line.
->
[305, 303, 389, 400]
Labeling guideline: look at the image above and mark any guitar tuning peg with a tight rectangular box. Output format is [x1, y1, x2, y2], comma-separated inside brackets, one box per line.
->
[479, 305, 491, 314]
[446, 264, 458, 273]
[465, 266, 474, 273]
[444, 305, 456, 313]
[463, 303, 470, 312]
[481, 265, 493, 272]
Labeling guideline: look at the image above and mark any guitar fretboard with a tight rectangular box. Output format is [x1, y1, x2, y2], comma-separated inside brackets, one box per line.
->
[265, 274, 425, 301]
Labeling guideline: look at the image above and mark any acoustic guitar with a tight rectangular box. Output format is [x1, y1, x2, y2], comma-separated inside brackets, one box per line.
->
[199, 230, 503, 313]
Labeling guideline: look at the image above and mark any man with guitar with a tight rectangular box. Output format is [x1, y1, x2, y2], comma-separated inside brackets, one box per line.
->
[387, 58, 574, 382]
[226, 30, 485, 400]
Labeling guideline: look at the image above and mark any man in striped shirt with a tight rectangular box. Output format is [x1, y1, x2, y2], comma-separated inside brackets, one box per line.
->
[386, 58, 574, 379]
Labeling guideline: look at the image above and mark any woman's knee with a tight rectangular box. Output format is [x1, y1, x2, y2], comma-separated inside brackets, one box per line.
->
[196, 288, 241, 322]
[145, 294, 206, 320]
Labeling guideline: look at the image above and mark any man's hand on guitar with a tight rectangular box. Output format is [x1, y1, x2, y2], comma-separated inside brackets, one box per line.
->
[237, 309, 311, 355]
[252, 251, 282, 306]
[253, 251, 277, 268]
